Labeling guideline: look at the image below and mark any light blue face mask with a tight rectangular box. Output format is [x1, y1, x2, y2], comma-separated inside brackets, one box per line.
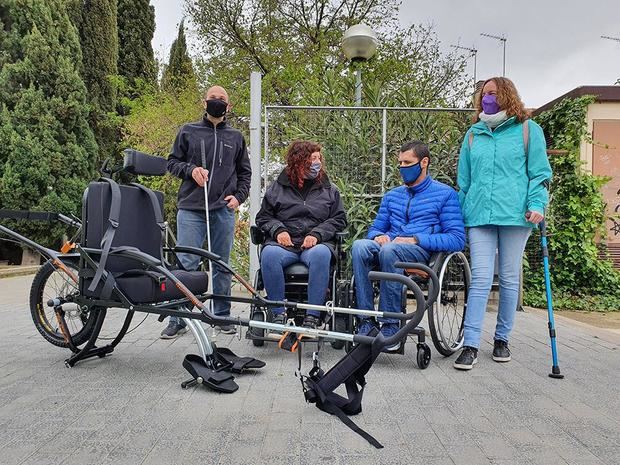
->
[306, 161, 321, 179]
[399, 162, 422, 185]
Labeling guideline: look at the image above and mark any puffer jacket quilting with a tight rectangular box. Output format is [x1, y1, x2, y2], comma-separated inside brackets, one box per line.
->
[367, 176, 465, 253]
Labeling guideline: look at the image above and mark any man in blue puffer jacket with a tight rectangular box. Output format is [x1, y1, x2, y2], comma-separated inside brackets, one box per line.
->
[352, 141, 465, 350]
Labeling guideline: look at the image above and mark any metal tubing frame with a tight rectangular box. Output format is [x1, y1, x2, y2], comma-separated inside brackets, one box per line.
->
[2, 223, 432, 352]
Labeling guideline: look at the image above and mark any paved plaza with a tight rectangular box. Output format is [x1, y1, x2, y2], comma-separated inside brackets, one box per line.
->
[0, 273, 619, 465]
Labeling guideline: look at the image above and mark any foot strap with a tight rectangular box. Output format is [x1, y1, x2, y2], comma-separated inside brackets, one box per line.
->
[214, 347, 266, 373]
[278, 331, 300, 352]
[182, 354, 238, 393]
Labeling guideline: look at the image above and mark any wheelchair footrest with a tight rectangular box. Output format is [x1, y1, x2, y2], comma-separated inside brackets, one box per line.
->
[213, 346, 266, 373]
[182, 354, 238, 393]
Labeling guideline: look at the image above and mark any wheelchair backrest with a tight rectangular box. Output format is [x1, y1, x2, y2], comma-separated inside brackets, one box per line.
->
[81, 182, 165, 273]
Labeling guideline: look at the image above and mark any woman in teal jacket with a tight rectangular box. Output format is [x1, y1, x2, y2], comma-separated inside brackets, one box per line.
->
[454, 77, 552, 370]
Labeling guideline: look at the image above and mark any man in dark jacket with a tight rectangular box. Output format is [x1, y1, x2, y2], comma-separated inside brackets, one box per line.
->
[352, 141, 465, 350]
[162, 85, 251, 338]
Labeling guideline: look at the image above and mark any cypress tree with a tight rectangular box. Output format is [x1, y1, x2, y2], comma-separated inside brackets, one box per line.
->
[79, 0, 119, 164]
[0, 0, 97, 246]
[80, 0, 118, 112]
[117, 0, 157, 87]
[161, 20, 196, 92]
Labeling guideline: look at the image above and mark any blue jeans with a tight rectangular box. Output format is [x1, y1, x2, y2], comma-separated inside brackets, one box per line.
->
[170, 207, 236, 326]
[352, 239, 429, 324]
[260, 244, 332, 317]
[463, 226, 531, 349]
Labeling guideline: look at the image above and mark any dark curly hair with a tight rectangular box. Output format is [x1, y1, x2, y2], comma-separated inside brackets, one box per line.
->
[285, 140, 324, 189]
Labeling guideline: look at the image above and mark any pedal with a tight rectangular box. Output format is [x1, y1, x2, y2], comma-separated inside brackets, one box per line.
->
[278, 331, 300, 352]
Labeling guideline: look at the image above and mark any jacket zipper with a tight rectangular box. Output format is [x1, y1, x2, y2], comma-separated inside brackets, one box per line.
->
[405, 189, 413, 224]
[213, 125, 218, 168]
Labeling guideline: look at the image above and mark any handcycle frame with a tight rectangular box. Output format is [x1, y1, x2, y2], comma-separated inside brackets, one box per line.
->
[0, 218, 438, 366]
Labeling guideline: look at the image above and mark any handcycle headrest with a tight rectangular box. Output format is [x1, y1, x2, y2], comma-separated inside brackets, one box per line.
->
[122, 149, 167, 176]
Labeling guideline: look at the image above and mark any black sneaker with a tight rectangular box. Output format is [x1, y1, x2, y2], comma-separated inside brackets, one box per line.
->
[216, 324, 236, 335]
[453, 346, 478, 370]
[160, 322, 188, 339]
[270, 312, 287, 334]
[302, 314, 320, 330]
[493, 339, 511, 362]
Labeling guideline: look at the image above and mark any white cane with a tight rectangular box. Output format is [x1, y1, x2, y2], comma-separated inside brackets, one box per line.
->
[201, 140, 216, 337]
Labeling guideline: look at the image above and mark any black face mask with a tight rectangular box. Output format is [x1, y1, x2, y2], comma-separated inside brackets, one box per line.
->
[205, 98, 227, 118]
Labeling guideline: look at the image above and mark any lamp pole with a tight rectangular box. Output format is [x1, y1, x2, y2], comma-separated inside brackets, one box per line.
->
[342, 24, 379, 106]
[481, 32, 507, 76]
[355, 68, 362, 107]
[451, 44, 478, 90]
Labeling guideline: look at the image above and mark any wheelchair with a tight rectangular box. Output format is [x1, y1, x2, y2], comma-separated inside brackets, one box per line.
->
[246, 225, 352, 349]
[346, 250, 471, 368]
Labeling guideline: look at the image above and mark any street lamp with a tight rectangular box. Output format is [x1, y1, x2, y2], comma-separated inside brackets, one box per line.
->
[451, 44, 478, 90]
[342, 24, 378, 106]
[481, 32, 507, 76]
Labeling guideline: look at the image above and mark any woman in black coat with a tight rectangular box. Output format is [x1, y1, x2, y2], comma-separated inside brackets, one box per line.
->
[256, 140, 347, 329]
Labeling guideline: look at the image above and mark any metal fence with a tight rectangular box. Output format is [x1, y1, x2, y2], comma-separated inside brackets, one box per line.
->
[262, 105, 475, 197]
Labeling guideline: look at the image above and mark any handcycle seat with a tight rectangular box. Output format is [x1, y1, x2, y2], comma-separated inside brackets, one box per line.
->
[109, 268, 208, 304]
[81, 165, 208, 303]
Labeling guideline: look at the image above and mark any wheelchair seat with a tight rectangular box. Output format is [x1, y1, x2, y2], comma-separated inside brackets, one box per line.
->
[284, 262, 310, 279]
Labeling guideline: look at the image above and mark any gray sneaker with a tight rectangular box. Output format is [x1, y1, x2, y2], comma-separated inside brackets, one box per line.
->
[160, 322, 188, 339]
[216, 324, 237, 335]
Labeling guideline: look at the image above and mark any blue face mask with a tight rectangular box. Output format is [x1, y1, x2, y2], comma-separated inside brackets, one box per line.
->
[400, 162, 422, 185]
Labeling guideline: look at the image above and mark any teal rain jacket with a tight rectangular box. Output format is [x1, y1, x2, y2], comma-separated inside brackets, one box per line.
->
[457, 117, 552, 228]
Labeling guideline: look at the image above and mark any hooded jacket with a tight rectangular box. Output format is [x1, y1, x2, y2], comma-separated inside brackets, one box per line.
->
[256, 170, 347, 256]
[457, 117, 552, 227]
[367, 176, 465, 253]
[167, 118, 251, 211]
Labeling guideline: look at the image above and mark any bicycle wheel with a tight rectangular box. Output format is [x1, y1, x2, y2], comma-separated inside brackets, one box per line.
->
[29, 259, 96, 348]
[428, 252, 471, 357]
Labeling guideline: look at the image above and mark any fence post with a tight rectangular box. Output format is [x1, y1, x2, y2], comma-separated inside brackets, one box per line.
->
[381, 108, 387, 193]
[249, 71, 262, 281]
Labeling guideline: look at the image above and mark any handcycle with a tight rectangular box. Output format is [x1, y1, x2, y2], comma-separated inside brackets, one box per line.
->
[0, 149, 441, 448]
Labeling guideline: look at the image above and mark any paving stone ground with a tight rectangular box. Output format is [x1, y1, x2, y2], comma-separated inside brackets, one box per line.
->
[0, 273, 619, 465]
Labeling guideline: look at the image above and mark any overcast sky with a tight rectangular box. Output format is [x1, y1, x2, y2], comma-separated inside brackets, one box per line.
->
[151, 0, 620, 108]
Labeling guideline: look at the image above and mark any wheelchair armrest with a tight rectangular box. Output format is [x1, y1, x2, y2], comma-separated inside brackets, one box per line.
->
[172, 245, 221, 262]
[394, 262, 440, 308]
[250, 225, 266, 245]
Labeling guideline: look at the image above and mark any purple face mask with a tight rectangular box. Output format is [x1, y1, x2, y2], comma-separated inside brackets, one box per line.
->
[481, 94, 501, 115]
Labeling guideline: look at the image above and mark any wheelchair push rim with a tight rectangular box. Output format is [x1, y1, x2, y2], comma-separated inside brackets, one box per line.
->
[428, 252, 470, 357]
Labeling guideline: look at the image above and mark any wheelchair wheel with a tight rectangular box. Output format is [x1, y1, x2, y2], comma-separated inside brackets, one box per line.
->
[29, 259, 97, 348]
[330, 314, 348, 350]
[416, 343, 431, 369]
[250, 308, 266, 347]
[428, 252, 471, 357]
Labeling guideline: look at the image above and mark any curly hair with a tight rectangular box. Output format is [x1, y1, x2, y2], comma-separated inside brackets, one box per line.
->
[473, 77, 530, 123]
[285, 140, 324, 189]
